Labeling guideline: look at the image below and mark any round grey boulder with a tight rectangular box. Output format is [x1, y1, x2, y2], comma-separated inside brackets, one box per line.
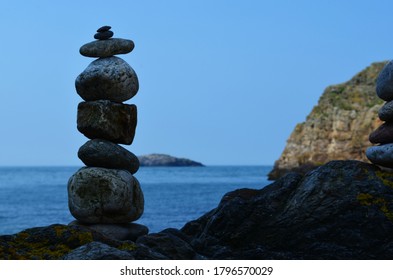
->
[379, 100, 393, 121]
[79, 38, 135, 58]
[376, 61, 393, 101]
[68, 167, 144, 223]
[77, 100, 137, 145]
[366, 144, 393, 168]
[78, 139, 139, 174]
[75, 56, 138, 102]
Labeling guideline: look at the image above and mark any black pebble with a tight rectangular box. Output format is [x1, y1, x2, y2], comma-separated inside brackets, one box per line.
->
[94, 31, 114, 40]
[97, 25, 111, 32]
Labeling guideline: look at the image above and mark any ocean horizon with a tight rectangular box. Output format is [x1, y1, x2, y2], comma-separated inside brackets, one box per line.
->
[0, 165, 272, 235]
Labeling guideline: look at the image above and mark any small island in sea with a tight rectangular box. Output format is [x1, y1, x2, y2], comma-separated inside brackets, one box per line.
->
[138, 153, 204, 167]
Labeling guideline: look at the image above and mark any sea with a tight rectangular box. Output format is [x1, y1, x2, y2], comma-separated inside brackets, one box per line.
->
[0, 166, 272, 235]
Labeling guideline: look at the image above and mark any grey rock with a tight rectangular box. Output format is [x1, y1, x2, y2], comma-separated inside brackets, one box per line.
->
[94, 30, 114, 40]
[62, 241, 134, 260]
[379, 100, 393, 121]
[69, 221, 148, 241]
[369, 122, 393, 144]
[68, 167, 144, 223]
[138, 154, 204, 167]
[75, 56, 138, 101]
[366, 144, 393, 168]
[97, 25, 111, 32]
[79, 39, 135, 58]
[377, 60, 393, 101]
[77, 100, 137, 145]
[78, 139, 139, 174]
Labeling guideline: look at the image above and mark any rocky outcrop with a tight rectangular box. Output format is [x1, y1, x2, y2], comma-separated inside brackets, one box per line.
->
[268, 62, 386, 179]
[138, 154, 204, 167]
[2, 160, 393, 259]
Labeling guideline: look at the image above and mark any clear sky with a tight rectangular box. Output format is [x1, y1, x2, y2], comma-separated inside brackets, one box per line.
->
[0, 0, 392, 166]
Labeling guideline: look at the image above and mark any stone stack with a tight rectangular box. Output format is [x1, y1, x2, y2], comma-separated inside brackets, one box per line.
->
[67, 26, 147, 241]
[366, 61, 393, 167]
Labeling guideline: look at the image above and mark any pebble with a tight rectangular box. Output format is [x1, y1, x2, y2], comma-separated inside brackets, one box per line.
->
[369, 122, 393, 144]
[78, 139, 140, 174]
[77, 100, 137, 145]
[376, 61, 393, 101]
[97, 25, 111, 32]
[68, 167, 144, 224]
[75, 56, 139, 102]
[94, 30, 114, 40]
[366, 144, 393, 168]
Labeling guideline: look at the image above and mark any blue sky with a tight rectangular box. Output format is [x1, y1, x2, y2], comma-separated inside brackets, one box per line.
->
[0, 0, 392, 166]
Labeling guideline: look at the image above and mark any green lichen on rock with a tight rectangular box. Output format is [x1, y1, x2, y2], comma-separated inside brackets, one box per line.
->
[0, 224, 94, 260]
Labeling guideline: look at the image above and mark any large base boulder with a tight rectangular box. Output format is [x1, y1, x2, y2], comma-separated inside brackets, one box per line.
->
[68, 167, 144, 224]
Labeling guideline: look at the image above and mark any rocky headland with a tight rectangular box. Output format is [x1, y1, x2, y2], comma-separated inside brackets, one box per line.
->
[2, 160, 393, 259]
[269, 62, 385, 180]
[138, 154, 204, 167]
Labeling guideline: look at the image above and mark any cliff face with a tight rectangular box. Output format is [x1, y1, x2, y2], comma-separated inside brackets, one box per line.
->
[268, 62, 386, 180]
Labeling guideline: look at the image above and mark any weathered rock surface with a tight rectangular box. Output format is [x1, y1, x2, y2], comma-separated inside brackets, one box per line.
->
[269, 62, 385, 179]
[379, 100, 393, 121]
[63, 241, 134, 260]
[68, 167, 144, 223]
[77, 100, 137, 145]
[4, 160, 393, 259]
[80, 39, 135, 58]
[369, 122, 393, 144]
[183, 160, 393, 259]
[138, 153, 204, 167]
[376, 60, 393, 101]
[69, 220, 148, 241]
[75, 56, 138, 102]
[78, 139, 139, 174]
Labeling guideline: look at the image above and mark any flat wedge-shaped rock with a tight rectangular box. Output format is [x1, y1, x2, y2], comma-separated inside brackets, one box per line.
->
[77, 100, 137, 145]
[80, 38, 134, 58]
[75, 56, 138, 102]
[68, 167, 144, 223]
[78, 139, 139, 174]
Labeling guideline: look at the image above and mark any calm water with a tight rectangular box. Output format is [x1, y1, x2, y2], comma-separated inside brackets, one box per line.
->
[0, 166, 272, 235]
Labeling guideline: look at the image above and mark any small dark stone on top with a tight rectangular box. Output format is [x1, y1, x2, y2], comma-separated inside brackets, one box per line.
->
[94, 31, 114, 40]
[97, 25, 111, 32]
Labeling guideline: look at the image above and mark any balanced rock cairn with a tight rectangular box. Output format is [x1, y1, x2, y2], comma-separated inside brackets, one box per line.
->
[67, 26, 147, 241]
[366, 61, 393, 168]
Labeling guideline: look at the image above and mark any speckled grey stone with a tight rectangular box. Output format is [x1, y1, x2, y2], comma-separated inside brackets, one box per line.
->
[376, 61, 393, 101]
[79, 38, 135, 58]
[366, 144, 393, 168]
[75, 56, 138, 102]
[78, 139, 139, 174]
[379, 100, 393, 121]
[77, 100, 137, 145]
[68, 167, 144, 224]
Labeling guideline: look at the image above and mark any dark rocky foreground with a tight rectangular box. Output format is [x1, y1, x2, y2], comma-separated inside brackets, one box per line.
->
[2, 160, 393, 260]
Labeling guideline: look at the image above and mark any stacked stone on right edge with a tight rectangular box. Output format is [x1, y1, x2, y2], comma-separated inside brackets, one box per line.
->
[67, 26, 148, 241]
[366, 61, 393, 167]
